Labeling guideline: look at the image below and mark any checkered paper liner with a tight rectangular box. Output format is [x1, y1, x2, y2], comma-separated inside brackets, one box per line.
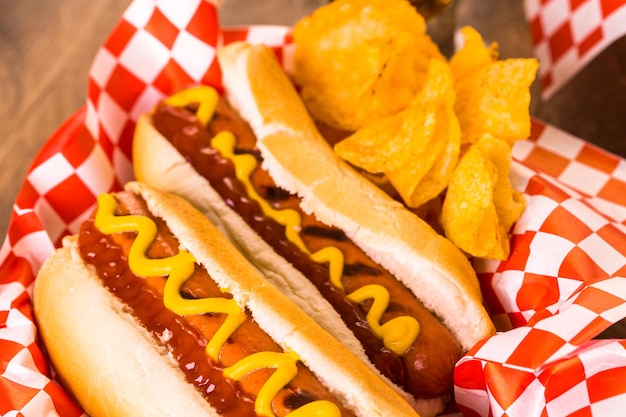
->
[524, 0, 626, 98]
[1, 0, 625, 416]
[455, 120, 626, 416]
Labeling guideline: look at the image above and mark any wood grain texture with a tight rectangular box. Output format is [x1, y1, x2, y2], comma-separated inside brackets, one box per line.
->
[0, 0, 131, 238]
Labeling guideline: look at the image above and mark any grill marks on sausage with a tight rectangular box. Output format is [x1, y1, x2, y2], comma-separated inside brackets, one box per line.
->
[300, 226, 380, 276]
[301, 225, 349, 242]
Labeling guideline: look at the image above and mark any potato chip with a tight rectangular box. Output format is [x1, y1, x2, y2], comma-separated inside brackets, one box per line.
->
[293, 0, 444, 131]
[475, 134, 526, 232]
[449, 26, 498, 80]
[450, 27, 539, 146]
[454, 59, 539, 146]
[439, 143, 503, 259]
[403, 114, 460, 208]
[440, 135, 524, 260]
[293, 3, 534, 259]
[334, 59, 460, 208]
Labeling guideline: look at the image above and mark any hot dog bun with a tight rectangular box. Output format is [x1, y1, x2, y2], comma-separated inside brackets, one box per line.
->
[216, 42, 494, 351]
[33, 181, 421, 417]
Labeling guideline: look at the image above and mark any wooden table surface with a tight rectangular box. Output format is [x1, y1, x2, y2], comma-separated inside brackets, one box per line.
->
[1, 1, 624, 275]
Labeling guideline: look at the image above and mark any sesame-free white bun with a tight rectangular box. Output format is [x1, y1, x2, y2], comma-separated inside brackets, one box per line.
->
[215, 42, 494, 351]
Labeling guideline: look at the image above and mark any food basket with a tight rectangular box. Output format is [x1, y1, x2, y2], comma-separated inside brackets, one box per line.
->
[1, 1, 625, 416]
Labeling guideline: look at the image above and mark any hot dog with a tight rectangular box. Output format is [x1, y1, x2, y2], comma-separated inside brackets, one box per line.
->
[33, 181, 422, 417]
[132, 42, 495, 413]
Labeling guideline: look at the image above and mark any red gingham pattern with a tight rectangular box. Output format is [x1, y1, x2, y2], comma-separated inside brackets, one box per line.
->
[458, 119, 626, 416]
[524, 0, 626, 98]
[0, 1, 625, 415]
[476, 120, 626, 331]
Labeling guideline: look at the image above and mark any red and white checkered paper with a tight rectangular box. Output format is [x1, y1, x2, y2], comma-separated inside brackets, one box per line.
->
[524, 0, 626, 98]
[456, 120, 626, 416]
[1, 0, 625, 416]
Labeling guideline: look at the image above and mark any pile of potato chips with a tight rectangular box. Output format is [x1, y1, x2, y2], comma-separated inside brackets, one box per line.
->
[293, 0, 538, 260]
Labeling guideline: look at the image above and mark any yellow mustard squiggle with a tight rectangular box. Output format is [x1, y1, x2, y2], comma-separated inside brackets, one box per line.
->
[347, 285, 421, 355]
[210, 131, 347, 294]
[94, 192, 340, 417]
[164, 85, 219, 126]
[173, 85, 420, 356]
[224, 351, 300, 417]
